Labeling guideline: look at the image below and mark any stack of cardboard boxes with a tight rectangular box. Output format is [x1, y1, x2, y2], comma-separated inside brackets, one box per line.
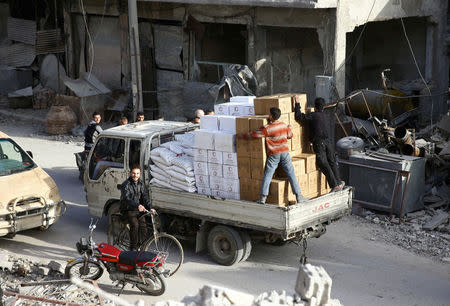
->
[237, 94, 330, 206]
[193, 96, 255, 200]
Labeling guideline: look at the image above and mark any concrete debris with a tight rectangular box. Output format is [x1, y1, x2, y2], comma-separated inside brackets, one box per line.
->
[48, 260, 63, 273]
[422, 212, 450, 231]
[359, 210, 450, 262]
[295, 264, 335, 306]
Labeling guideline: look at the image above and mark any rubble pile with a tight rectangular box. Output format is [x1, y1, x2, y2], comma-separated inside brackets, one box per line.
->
[355, 208, 450, 262]
[0, 254, 113, 305]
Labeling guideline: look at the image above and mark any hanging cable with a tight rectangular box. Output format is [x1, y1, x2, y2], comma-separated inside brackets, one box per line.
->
[79, 0, 95, 80]
[400, 17, 434, 126]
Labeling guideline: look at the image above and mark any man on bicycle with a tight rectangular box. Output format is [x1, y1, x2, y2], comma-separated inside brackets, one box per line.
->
[120, 166, 155, 250]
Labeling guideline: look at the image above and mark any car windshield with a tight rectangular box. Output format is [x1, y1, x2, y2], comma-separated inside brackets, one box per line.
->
[0, 138, 35, 176]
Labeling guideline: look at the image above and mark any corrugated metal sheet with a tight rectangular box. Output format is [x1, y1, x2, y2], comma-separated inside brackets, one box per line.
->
[0, 43, 36, 67]
[7, 17, 36, 45]
[36, 29, 65, 54]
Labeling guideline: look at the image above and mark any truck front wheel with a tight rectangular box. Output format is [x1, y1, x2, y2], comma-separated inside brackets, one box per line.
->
[207, 225, 244, 266]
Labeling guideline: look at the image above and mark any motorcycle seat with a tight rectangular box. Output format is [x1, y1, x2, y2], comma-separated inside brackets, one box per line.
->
[119, 250, 159, 266]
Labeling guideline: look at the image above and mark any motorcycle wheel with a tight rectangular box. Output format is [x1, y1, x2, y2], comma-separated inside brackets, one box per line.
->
[141, 233, 184, 276]
[136, 273, 166, 296]
[65, 259, 103, 280]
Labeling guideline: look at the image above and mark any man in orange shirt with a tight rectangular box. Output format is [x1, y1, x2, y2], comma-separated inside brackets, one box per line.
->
[238, 107, 307, 204]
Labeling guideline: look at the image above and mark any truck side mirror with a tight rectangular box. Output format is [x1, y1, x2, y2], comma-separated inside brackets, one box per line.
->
[26, 151, 33, 158]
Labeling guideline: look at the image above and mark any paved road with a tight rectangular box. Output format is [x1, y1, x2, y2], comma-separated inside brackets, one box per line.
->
[1, 126, 449, 306]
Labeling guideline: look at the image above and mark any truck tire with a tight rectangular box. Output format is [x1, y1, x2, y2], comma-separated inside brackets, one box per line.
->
[106, 201, 121, 245]
[239, 230, 252, 262]
[207, 225, 244, 266]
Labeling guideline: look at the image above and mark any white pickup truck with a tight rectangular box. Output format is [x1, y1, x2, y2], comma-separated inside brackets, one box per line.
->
[84, 121, 352, 265]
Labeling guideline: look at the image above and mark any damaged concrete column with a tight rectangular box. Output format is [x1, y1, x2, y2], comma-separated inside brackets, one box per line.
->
[333, 5, 346, 99]
[128, 0, 143, 117]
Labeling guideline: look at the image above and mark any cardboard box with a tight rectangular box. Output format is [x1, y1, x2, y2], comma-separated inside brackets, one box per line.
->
[223, 164, 239, 179]
[194, 129, 215, 150]
[305, 191, 320, 199]
[230, 96, 255, 103]
[194, 148, 208, 162]
[214, 103, 229, 115]
[200, 115, 219, 130]
[251, 158, 266, 180]
[320, 188, 331, 196]
[297, 153, 316, 173]
[195, 174, 209, 188]
[236, 138, 250, 157]
[237, 156, 251, 178]
[279, 113, 289, 125]
[222, 178, 240, 193]
[319, 172, 329, 190]
[239, 178, 254, 201]
[223, 152, 238, 166]
[294, 94, 308, 112]
[214, 131, 236, 152]
[266, 179, 289, 206]
[197, 187, 211, 196]
[218, 116, 236, 133]
[249, 138, 266, 153]
[208, 150, 223, 164]
[298, 174, 308, 195]
[307, 171, 320, 195]
[210, 189, 222, 198]
[208, 163, 223, 177]
[254, 94, 293, 115]
[227, 103, 242, 116]
[291, 127, 302, 151]
[275, 156, 305, 178]
[194, 161, 208, 175]
[236, 116, 250, 133]
[239, 104, 255, 116]
[209, 176, 223, 190]
[289, 112, 301, 129]
[249, 115, 268, 131]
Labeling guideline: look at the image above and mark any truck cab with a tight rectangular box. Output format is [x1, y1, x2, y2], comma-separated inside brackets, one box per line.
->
[0, 131, 65, 237]
[84, 121, 196, 219]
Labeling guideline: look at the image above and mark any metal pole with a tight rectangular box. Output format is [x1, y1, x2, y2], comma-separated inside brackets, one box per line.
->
[128, 0, 143, 119]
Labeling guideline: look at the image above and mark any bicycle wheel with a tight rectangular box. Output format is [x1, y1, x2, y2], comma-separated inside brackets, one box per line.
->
[65, 259, 103, 280]
[107, 222, 131, 250]
[141, 233, 184, 276]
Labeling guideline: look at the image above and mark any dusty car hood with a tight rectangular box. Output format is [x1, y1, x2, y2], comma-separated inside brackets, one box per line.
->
[0, 167, 60, 205]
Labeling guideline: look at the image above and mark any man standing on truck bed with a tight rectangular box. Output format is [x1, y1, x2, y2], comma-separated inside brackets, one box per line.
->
[120, 166, 155, 250]
[238, 107, 308, 204]
[84, 111, 103, 152]
[294, 97, 344, 192]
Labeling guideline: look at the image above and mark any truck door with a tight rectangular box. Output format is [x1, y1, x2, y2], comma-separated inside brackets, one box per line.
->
[85, 136, 128, 217]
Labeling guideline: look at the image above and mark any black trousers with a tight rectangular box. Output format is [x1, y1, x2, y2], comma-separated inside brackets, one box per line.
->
[126, 211, 148, 250]
[313, 140, 341, 189]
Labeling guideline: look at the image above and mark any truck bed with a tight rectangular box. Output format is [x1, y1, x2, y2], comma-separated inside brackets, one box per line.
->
[151, 186, 352, 239]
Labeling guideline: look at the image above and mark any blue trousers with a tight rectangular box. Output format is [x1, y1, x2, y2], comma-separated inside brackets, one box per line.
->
[260, 152, 302, 197]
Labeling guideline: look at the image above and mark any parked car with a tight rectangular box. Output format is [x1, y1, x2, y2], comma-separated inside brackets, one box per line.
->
[0, 131, 65, 237]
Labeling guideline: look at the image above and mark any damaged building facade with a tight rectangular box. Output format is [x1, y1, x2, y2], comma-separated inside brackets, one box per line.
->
[0, 0, 448, 123]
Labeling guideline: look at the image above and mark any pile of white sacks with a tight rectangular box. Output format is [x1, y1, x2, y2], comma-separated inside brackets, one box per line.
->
[149, 132, 197, 193]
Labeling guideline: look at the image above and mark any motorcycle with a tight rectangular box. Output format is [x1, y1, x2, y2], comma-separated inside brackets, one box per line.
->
[65, 219, 169, 296]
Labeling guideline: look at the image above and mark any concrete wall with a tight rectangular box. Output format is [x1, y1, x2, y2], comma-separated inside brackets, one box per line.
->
[334, 0, 448, 123]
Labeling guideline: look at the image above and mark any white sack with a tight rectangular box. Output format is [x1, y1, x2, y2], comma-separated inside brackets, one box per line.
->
[161, 141, 185, 155]
[167, 169, 195, 184]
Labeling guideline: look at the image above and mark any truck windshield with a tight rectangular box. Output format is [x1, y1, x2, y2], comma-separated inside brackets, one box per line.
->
[0, 139, 35, 176]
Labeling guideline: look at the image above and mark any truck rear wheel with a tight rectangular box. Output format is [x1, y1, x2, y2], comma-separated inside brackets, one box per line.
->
[207, 225, 243, 266]
[239, 230, 252, 262]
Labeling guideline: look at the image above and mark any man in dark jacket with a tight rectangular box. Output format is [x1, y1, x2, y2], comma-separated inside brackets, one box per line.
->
[295, 97, 344, 192]
[84, 111, 103, 151]
[120, 166, 155, 250]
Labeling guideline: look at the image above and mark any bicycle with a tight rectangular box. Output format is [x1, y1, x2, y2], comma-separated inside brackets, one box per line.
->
[107, 210, 184, 277]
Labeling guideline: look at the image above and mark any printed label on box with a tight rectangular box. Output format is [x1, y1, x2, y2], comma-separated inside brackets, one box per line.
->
[194, 161, 208, 175]
[197, 187, 211, 196]
[208, 163, 223, 177]
[194, 148, 208, 162]
[214, 104, 229, 115]
[222, 152, 238, 166]
[195, 174, 209, 188]
[208, 150, 223, 164]
[223, 165, 239, 179]
[209, 176, 223, 190]
[222, 178, 240, 193]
